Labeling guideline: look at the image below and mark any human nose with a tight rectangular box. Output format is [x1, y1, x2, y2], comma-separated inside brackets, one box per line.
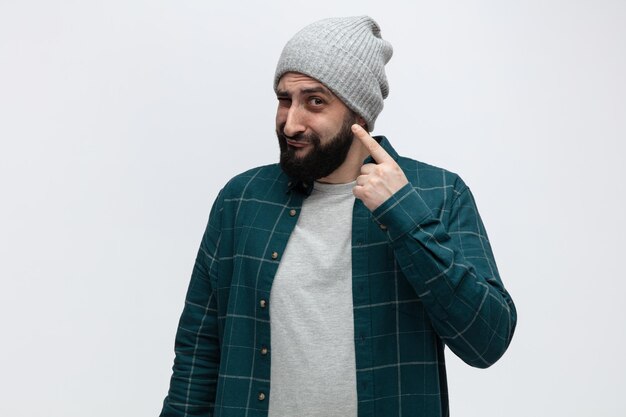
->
[282, 105, 306, 138]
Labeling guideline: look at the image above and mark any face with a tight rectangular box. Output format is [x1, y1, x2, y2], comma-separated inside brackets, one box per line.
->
[275, 73, 358, 182]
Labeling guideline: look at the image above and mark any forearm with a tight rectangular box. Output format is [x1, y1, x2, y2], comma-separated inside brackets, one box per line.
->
[373, 183, 516, 368]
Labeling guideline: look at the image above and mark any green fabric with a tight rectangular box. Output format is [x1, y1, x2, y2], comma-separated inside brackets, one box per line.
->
[160, 136, 517, 417]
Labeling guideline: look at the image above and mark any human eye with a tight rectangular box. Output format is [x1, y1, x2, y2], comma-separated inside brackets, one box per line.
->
[308, 97, 325, 106]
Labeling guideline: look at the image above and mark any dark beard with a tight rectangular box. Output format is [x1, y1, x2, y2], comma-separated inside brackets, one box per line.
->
[276, 115, 356, 183]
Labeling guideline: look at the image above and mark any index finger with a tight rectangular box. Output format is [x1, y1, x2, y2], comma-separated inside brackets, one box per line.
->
[352, 124, 393, 164]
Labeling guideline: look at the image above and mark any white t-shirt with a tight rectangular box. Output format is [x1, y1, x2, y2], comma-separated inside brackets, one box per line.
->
[268, 180, 358, 417]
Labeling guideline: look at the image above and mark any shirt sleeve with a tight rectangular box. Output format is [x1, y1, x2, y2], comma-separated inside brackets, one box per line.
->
[372, 181, 517, 368]
[160, 189, 224, 416]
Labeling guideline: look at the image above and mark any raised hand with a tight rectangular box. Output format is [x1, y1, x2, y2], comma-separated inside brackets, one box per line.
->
[351, 124, 409, 211]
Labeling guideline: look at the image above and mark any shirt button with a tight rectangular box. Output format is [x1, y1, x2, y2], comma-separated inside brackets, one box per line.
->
[271, 251, 279, 260]
[287, 181, 292, 187]
[259, 299, 267, 308]
[289, 209, 297, 217]
[260, 346, 268, 356]
[379, 223, 387, 230]
[258, 392, 266, 401]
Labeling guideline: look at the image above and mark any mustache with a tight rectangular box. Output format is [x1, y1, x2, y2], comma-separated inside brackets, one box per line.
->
[276, 128, 318, 145]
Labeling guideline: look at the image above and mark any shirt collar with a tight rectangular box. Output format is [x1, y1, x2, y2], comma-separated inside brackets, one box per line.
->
[286, 135, 398, 196]
[363, 135, 399, 163]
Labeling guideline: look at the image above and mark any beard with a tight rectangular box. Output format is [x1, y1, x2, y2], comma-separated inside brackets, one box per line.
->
[276, 114, 357, 183]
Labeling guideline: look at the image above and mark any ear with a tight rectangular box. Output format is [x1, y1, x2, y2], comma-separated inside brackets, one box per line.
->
[356, 115, 368, 131]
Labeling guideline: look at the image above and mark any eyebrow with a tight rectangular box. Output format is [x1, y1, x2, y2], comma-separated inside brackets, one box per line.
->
[301, 86, 331, 96]
[276, 86, 333, 98]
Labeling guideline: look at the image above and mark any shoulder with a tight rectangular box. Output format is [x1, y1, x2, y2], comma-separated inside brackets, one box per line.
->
[377, 135, 468, 197]
[220, 164, 284, 193]
[396, 155, 468, 198]
[215, 163, 290, 204]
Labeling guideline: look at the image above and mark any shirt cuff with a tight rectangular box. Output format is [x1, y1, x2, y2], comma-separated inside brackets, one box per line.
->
[372, 183, 434, 242]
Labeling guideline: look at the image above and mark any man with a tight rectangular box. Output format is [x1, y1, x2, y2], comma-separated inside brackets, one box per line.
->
[160, 15, 516, 417]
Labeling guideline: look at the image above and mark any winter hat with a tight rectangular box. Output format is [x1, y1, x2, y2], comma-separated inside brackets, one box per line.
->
[274, 15, 393, 131]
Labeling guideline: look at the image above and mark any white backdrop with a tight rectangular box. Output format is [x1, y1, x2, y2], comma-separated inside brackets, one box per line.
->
[1, 1, 625, 416]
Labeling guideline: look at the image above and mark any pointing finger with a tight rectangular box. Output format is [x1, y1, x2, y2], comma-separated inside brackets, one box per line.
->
[352, 124, 393, 164]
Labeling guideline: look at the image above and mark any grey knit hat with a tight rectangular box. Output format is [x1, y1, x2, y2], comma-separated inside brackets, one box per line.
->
[274, 16, 393, 131]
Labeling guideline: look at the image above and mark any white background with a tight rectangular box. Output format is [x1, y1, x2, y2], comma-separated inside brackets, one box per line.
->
[1, 1, 624, 416]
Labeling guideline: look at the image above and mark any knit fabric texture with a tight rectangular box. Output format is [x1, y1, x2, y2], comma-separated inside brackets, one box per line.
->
[274, 15, 393, 131]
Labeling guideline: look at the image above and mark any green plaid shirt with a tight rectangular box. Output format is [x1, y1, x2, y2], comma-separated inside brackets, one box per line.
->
[160, 136, 516, 417]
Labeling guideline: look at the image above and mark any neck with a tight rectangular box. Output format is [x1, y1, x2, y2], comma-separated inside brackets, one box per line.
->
[317, 138, 370, 184]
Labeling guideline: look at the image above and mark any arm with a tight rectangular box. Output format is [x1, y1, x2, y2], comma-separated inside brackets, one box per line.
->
[160, 190, 223, 416]
[351, 124, 516, 367]
[372, 182, 516, 368]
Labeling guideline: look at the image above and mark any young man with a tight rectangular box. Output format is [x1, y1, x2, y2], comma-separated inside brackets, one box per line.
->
[160, 15, 516, 417]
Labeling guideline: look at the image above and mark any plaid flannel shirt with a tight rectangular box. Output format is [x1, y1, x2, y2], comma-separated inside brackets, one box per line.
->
[160, 136, 517, 417]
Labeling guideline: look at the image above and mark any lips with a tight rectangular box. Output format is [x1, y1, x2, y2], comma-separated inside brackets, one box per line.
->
[286, 139, 310, 148]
